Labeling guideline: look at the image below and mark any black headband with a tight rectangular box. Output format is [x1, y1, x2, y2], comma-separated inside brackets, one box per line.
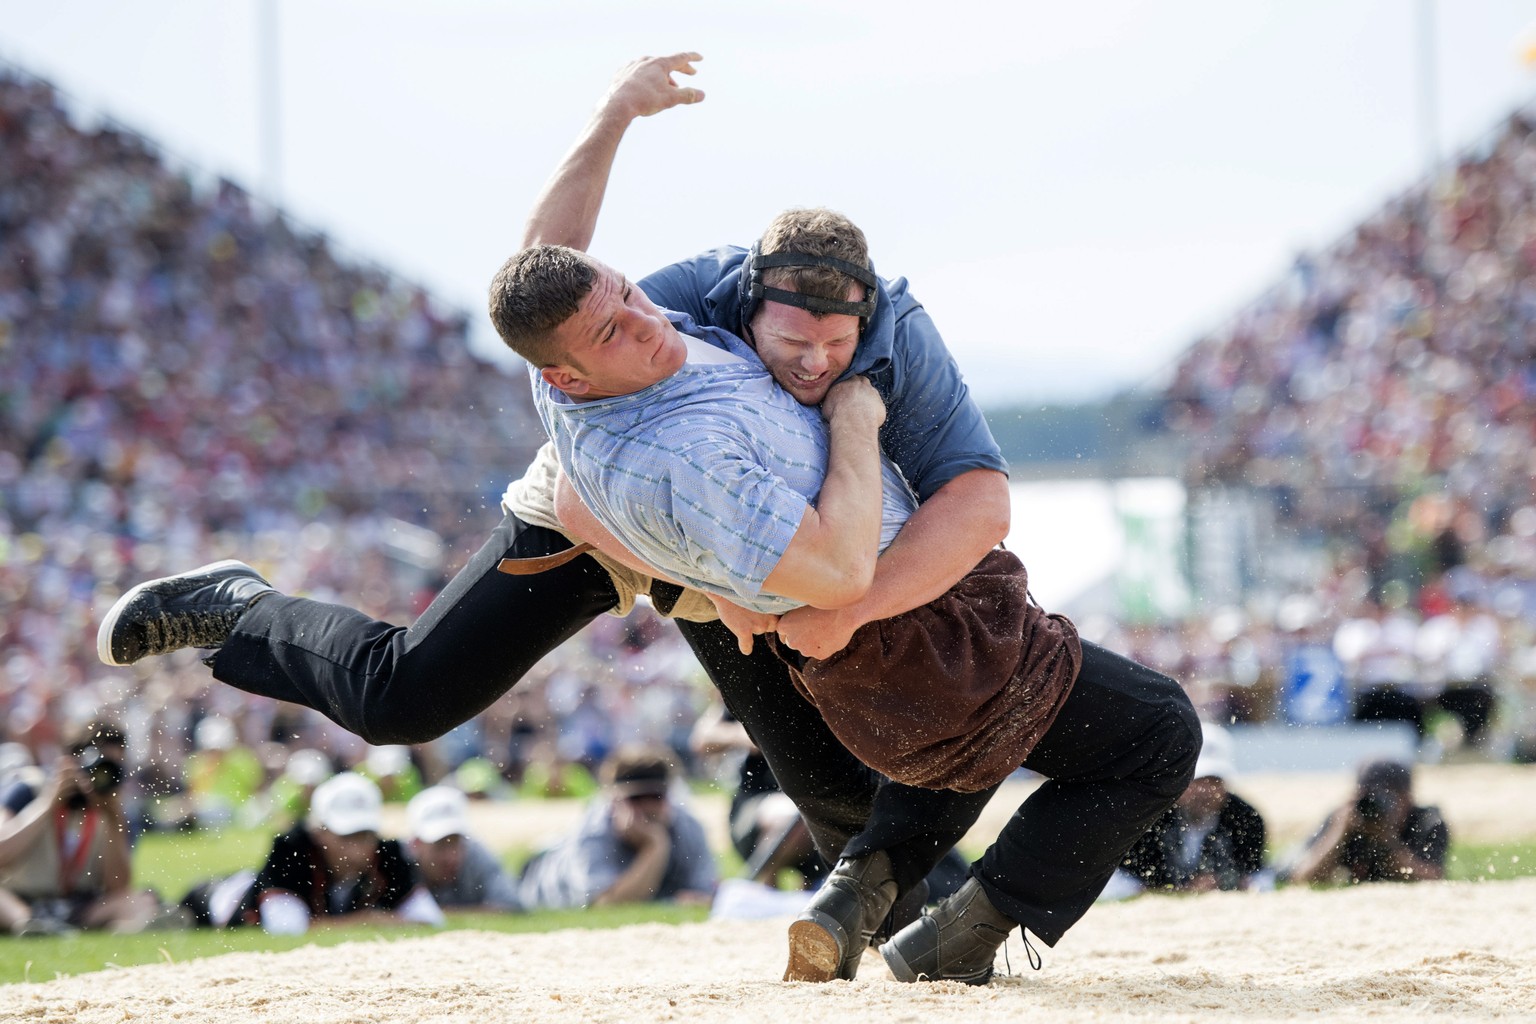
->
[748, 250, 878, 319]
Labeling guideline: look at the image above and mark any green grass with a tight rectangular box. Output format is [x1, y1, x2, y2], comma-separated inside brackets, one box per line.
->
[131, 827, 276, 899]
[0, 827, 710, 985]
[1445, 839, 1536, 882]
[1, 830, 1531, 987]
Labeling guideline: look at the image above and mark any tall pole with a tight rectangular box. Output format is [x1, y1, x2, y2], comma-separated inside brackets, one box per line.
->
[1416, 0, 1439, 171]
[258, 0, 282, 204]
[1415, 0, 1442, 283]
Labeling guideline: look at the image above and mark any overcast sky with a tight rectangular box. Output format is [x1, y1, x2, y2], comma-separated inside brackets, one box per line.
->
[4, 1, 1536, 405]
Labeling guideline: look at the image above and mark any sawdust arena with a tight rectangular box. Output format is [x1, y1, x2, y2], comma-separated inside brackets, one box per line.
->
[5, 763, 1535, 1023]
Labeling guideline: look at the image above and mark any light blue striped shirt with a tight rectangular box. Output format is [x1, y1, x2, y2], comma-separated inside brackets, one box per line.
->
[532, 313, 917, 614]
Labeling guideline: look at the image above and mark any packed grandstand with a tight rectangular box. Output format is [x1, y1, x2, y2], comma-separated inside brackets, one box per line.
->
[1, 58, 1534, 808]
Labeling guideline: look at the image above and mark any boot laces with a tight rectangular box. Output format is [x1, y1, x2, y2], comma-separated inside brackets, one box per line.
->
[998, 927, 1043, 979]
[144, 607, 240, 654]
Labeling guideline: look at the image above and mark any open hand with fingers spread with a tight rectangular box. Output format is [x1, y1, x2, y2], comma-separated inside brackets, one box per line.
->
[604, 52, 705, 121]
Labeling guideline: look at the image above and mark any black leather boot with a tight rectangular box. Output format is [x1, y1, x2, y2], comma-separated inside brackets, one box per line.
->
[880, 876, 1015, 985]
[97, 559, 275, 666]
[783, 850, 897, 982]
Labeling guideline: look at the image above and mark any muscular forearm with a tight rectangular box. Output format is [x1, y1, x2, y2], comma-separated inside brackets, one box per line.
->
[763, 397, 884, 607]
[815, 406, 886, 570]
[838, 468, 1009, 625]
[773, 468, 1008, 659]
[522, 53, 703, 251]
[521, 106, 631, 251]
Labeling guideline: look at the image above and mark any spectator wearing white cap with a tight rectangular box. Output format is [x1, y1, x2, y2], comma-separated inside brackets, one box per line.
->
[207, 772, 443, 933]
[1108, 723, 1270, 897]
[404, 786, 521, 913]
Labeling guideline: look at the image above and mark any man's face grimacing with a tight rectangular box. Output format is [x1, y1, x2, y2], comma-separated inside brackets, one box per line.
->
[541, 260, 688, 400]
[747, 287, 863, 406]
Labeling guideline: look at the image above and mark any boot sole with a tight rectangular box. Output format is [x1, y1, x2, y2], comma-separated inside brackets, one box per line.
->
[96, 559, 253, 666]
[783, 914, 845, 982]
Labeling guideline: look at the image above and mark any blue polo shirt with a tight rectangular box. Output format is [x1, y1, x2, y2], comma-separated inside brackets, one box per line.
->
[639, 247, 1008, 502]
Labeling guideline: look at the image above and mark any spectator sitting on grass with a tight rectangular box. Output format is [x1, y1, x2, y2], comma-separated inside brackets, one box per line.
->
[1109, 722, 1270, 896]
[517, 745, 716, 910]
[185, 772, 443, 933]
[404, 786, 522, 913]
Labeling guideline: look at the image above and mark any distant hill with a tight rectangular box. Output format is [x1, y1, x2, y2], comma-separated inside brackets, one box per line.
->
[982, 391, 1182, 480]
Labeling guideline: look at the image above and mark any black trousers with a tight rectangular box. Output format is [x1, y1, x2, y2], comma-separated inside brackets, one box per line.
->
[212, 512, 990, 888]
[976, 640, 1200, 945]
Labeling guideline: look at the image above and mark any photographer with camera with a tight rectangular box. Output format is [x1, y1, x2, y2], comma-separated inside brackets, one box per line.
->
[1285, 759, 1449, 885]
[0, 724, 163, 935]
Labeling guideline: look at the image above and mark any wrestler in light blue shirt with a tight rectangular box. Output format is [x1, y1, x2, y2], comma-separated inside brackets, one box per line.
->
[532, 313, 917, 614]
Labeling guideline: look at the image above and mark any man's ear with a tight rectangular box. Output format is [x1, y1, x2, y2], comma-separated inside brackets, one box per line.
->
[540, 365, 591, 397]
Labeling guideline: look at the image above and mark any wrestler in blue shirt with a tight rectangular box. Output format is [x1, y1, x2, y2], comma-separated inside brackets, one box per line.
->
[639, 247, 1006, 504]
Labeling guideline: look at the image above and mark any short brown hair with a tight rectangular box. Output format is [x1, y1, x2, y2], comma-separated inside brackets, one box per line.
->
[757, 208, 871, 312]
[486, 245, 596, 366]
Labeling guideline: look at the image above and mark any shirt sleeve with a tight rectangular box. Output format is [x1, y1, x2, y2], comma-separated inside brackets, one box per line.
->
[879, 298, 1008, 501]
[638, 251, 734, 327]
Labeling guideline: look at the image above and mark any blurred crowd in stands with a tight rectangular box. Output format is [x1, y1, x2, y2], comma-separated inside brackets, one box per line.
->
[1149, 109, 1536, 760]
[3, 59, 1527, 938]
[0, 68, 707, 804]
[1, 56, 1535, 918]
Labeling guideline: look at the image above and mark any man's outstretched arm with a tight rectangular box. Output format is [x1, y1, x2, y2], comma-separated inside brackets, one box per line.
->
[522, 52, 704, 250]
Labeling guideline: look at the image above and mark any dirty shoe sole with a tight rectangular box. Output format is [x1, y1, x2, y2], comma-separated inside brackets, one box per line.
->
[96, 559, 252, 666]
[783, 915, 845, 982]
